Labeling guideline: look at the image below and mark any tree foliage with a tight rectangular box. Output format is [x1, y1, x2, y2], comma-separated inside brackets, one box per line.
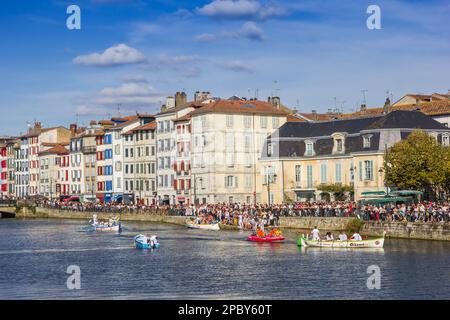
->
[317, 183, 354, 201]
[384, 130, 450, 199]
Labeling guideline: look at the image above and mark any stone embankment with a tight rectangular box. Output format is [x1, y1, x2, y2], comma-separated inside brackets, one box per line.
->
[12, 206, 450, 241]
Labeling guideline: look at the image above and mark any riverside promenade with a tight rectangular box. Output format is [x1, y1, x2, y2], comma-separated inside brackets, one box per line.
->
[9, 205, 450, 241]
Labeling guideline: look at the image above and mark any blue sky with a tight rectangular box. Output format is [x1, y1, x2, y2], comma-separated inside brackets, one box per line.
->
[0, 0, 449, 135]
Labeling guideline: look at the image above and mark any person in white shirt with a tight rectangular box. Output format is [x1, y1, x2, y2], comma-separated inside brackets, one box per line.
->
[351, 232, 362, 241]
[325, 232, 334, 241]
[311, 226, 320, 240]
[150, 235, 159, 248]
[338, 231, 348, 241]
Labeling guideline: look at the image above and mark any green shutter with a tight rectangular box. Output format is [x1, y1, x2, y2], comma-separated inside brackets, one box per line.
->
[370, 161, 374, 181]
[359, 161, 362, 181]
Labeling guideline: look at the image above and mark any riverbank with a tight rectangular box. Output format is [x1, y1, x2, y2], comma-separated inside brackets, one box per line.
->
[12, 206, 450, 241]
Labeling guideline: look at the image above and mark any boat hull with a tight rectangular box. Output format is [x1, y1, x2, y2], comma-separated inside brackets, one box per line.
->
[186, 222, 220, 231]
[92, 224, 120, 232]
[298, 237, 384, 248]
[247, 235, 285, 243]
[135, 241, 160, 249]
[134, 234, 160, 249]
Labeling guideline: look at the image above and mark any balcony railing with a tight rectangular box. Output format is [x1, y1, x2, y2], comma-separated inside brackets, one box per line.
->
[82, 146, 96, 154]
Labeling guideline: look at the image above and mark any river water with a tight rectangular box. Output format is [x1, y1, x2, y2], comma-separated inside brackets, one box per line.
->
[0, 218, 449, 300]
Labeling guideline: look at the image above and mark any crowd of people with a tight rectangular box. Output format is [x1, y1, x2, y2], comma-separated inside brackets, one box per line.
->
[359, 202, 450, 222]
[32, 199, 450, 227]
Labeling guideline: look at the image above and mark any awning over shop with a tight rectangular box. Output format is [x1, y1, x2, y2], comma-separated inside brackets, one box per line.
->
[390, 190, 423, 196]
[361, 191, 386, 197]
[359, 197, 409, 205]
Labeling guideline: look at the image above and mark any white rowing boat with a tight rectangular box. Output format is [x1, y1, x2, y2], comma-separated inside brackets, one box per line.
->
[297, 235, 385, 248]
[186, 222, 220, 231]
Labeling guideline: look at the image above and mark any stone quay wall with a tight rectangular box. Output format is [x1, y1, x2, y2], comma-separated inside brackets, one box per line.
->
[11, 206, 450, 241]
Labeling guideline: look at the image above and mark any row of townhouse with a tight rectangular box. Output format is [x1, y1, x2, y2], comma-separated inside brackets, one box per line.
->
[1, 91, 449, 204]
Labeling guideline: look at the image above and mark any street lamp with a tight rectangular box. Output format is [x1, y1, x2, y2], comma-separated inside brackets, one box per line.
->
[264, 166, 277, 205]
[378, 167, 388, 195]
[349, 165, 356, 201]
[193, 174, 203, 205]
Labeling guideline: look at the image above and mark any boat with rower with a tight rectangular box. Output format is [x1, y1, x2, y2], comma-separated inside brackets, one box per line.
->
[297, 233, 385, 248]
[134, 234, 160, 249]
[89, 214, 122, 232]
[247, 228, 285, 243]
[186, 221, 220, 231]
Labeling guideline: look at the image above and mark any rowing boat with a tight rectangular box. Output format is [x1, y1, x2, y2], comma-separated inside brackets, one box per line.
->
[247, 235, 285, 243]
[186, 222, 220, 231]
[297, 235, 385, 248]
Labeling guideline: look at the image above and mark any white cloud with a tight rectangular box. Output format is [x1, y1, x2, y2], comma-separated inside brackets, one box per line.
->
[240, 21, 264, 41]
[221, 60, 254, 73]
[73, 44, 147, 67]
[96, 82, 164, 105]
[196, 0, 286, 20]
[195, 21, 265, 42]
[156, 54, 200, 65]
[194, 33, 218, 42]
[122, 74, 149, 83]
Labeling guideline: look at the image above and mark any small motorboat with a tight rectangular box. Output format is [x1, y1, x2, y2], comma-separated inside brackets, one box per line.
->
[186, 221, 220, 231]
[134, 234, 160, 249]
[247, 235, 285, 242]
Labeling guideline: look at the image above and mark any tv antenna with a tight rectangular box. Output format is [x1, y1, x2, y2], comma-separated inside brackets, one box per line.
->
[361, 90, 368, 105]
[273, 80, 280, 97]
[117, 104, 122, 117]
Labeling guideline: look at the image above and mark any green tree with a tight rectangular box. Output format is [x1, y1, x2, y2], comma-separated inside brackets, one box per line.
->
[384, 130, 450, 199]
[317, 183, 354, 201]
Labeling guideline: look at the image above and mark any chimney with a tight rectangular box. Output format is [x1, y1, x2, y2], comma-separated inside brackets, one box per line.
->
[166, 96, 175, 109]
[383, 97, 391, 114]
[89, 120, 97, 127]
[175, 91, 187, 107]
[70, 124, 77, 136]
[270, 96, 281, 109]
[34, 122, 42, 129]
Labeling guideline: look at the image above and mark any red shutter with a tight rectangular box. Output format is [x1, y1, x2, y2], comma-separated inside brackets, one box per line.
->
[180, 179, 185, 190]
[174, 179, 178, 190]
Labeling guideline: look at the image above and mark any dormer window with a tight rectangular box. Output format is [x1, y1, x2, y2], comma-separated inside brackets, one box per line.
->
[305, 140, 314, 156]
[336, 139, 343, 152]
[332, 133, 345, 154]
[363, 135, 372, 148]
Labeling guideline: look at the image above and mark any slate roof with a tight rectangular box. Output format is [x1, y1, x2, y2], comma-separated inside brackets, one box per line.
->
[275, 110, 448, 139]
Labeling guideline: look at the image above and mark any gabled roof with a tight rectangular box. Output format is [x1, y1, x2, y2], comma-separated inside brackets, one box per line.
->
[157, 100, 206, 116]
[189, 99, 288, 116]
[38, 145, 69, 156]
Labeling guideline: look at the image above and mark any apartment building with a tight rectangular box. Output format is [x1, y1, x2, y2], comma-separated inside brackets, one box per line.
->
[15, 136, 29, 198]
[38, 145, 69, 200]
[259, 110, 450, 203]
[107, 115, 155, 203]
[173, 115, 192, 205]
[155, 93, 207, 205]
[189, 98, 288, 204]
[122, 121, 157, 205]
[6, 139, 19, 196]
